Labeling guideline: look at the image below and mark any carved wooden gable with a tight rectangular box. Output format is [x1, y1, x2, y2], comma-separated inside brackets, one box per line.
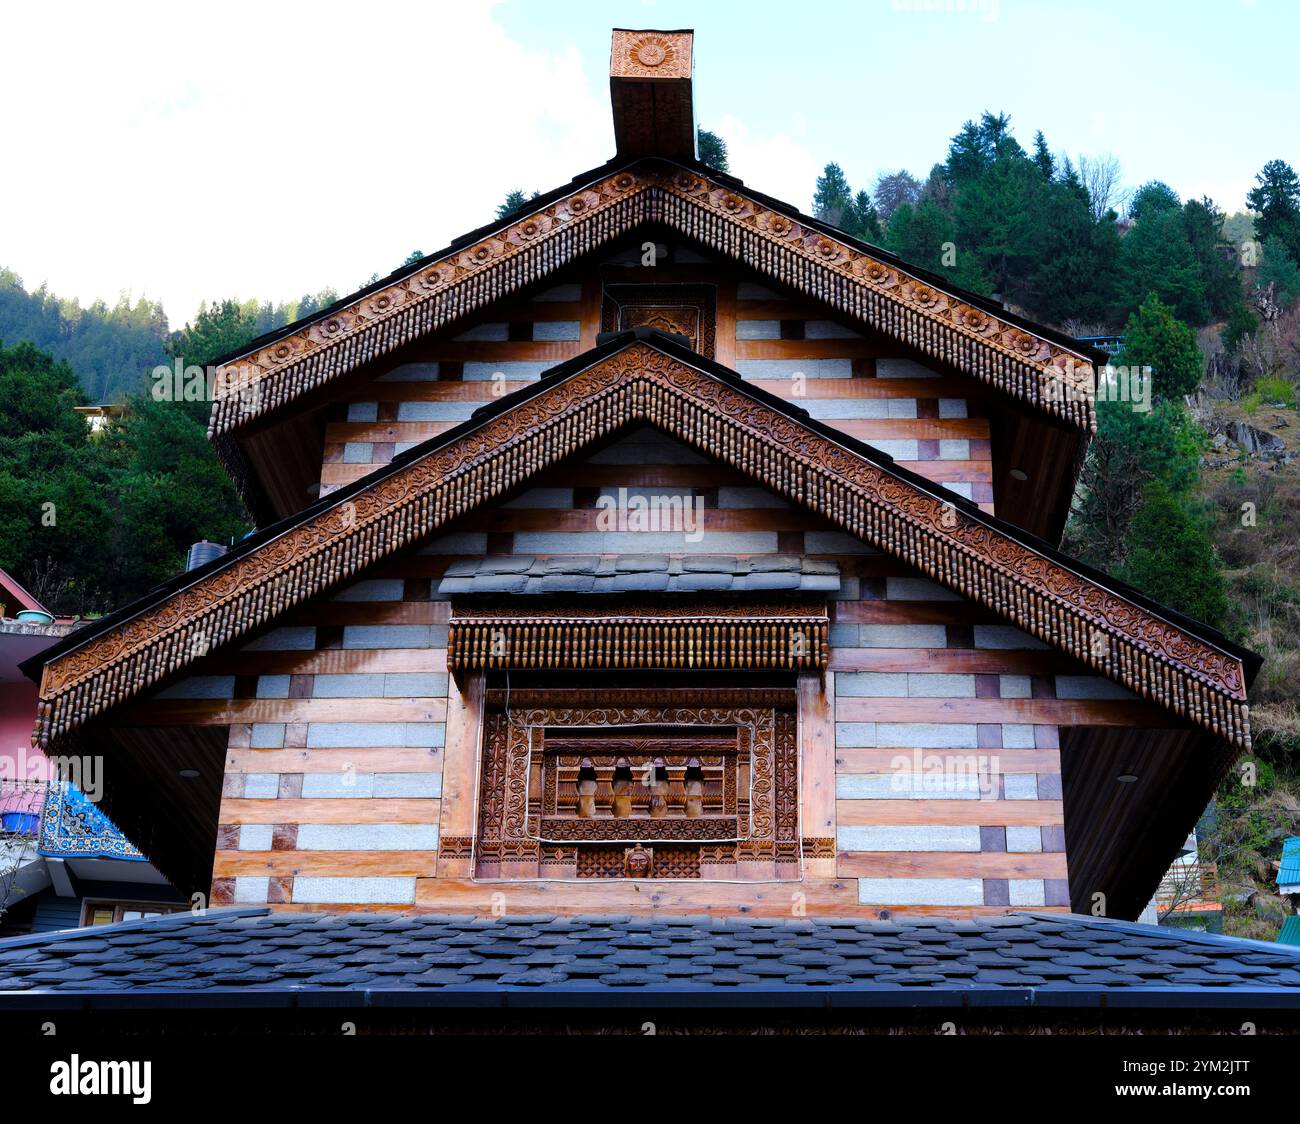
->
[30, 332, 1253, 755]
[204, 26, 1104, 539]
[206, 161, 1101, 441]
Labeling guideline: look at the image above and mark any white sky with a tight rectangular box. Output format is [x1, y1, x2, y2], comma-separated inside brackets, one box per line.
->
[1, 0, 1292, 327]
[3, 2, 617, 323]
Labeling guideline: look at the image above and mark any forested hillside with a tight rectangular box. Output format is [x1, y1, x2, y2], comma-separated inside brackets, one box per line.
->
[0, 295, 330, 615]
[0, 271, 346, 404]
[0, 270, 169, 403]
[796, 116, 1300, 937]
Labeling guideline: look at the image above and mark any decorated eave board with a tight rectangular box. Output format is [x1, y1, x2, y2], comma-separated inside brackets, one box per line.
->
[203, 28, 1106, 537]
[208, 159, 1101, 437]
[27, 330, 1257, 753]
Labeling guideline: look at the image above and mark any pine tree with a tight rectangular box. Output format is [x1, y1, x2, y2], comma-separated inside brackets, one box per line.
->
[1246, 160, 1300, 263]
[887, 198, 952, 270]
[1129, 181, 1181, 222]
[1220, 301, 1259, 352]
[1116, 208, 1209, 324]
[846, 190, 882, 242]
[496, 190, 540, 220]
[1031, 131, 1055, 179]
[1118, 294, 1203, 400]
[813, 163, 855, 229]
[952, 151, 1042, 304]
[1181, 198, 1241, 319]
[1122, 483, 1226, 627]
[946, 112, 1019, 185]
[697, 128, 729, 172]
[1031, 173, 1116, 323]
[172, 300, 262, 368]
[1258, 236, 1300, 307]
[945, 120, 991, 184]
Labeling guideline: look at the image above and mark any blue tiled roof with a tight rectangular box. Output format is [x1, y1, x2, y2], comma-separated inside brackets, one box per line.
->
[37, 781, 145, 861]
[1280, 838, 1300, 889]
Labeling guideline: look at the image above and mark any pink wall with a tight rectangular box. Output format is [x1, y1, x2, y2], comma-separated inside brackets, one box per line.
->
[0, 681, 48, 800]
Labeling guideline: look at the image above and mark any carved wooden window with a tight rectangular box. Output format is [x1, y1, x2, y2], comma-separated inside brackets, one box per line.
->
[473, 690, 800, 881]
[600, 284, 716, 357]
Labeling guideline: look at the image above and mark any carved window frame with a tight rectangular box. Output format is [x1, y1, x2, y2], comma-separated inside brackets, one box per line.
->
[600, 283, 717, 358]
[471, 692, 801, 883]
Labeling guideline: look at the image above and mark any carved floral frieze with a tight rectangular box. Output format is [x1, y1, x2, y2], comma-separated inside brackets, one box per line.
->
[208, 162, 1098, 436]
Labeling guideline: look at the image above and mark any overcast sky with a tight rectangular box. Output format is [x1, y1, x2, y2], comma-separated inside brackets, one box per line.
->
[2, 0, 1293, 326]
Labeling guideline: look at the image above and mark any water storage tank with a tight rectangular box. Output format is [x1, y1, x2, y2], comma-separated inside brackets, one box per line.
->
[186, 540, 228, 572]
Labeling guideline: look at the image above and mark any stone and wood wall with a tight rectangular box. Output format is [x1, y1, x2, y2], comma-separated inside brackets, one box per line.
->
[319, 246, 995, 516]
[169, 419, 1162, 917]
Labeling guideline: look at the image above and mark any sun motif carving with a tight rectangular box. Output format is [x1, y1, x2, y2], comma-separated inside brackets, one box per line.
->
[631, 36, 673, 68]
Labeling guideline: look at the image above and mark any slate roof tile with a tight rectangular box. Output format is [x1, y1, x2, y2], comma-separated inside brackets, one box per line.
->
[2, 909, 1298, 1006]
[436, 554, 840, 596]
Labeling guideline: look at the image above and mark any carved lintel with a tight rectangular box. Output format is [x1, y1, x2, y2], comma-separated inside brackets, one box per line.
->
[448, 609, 829, 673]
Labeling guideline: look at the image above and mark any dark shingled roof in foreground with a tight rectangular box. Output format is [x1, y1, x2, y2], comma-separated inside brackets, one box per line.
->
[1, 909, 1299, 1011]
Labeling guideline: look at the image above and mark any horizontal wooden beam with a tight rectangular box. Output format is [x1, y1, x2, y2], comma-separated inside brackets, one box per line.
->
[835, 851, 1069, 878]
[219, 798, 440, 825]
[835, 800, 1064, 827]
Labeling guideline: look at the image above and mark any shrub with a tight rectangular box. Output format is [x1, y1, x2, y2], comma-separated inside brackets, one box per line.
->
[1122, 482, 1228, 627]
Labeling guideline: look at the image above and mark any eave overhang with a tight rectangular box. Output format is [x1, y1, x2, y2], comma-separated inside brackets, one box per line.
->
[26, 330, 1255, 753]
[205, 158, 1105, 446]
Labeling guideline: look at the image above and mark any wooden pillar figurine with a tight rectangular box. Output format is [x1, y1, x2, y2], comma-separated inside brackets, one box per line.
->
[612, 758, 633, 818]
[577, 757, 597, 818]
[684, 757, 704, 818]
[624, 844, 653, 879]
[649, 757, 668, 818]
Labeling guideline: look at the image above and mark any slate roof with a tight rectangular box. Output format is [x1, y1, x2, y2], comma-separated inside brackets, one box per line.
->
[1, 909, 1298, 1011]
[439, 554, 840, 597]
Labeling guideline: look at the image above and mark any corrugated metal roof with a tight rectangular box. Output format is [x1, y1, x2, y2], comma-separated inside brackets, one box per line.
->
[1279, 837, 1300, 890]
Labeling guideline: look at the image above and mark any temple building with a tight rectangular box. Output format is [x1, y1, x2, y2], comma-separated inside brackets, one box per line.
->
[3, 29, 1297, 1032]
